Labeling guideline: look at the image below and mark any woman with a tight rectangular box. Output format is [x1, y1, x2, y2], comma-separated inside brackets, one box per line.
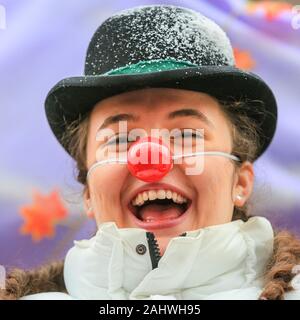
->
[1, 5, 300, 300]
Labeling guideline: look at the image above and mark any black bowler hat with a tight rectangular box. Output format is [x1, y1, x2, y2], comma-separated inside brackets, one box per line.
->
[45, 5, 277, 159]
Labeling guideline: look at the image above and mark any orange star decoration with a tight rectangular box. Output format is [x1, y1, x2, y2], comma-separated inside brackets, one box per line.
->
[246, 1, 292, 22]
[233, 47, 256, 71]
[19, 190, 68, 241]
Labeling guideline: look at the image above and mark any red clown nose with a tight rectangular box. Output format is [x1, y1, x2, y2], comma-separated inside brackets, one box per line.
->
[127, 136, 173, 182]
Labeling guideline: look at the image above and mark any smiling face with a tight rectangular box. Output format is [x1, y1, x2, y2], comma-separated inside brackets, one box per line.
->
[84, 88, 254, 255]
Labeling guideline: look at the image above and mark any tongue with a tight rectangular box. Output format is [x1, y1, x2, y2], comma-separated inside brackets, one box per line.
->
[139, 203, 182, 221]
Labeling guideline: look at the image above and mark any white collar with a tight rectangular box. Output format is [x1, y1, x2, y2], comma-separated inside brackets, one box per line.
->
[64, 216, 274, 299]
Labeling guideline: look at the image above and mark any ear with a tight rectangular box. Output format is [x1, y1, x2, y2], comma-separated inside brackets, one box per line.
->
[83, 187, 94, 218]
[233, 161, 254, 207]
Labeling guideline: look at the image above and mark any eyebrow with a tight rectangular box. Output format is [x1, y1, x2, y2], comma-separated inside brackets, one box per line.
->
[97, 108, 214, 132]
[97, 113, 139, 131]
[168, 108, 214, 128]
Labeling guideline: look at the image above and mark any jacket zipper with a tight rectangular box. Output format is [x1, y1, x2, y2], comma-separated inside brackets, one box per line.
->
[146, 231, 187, 269]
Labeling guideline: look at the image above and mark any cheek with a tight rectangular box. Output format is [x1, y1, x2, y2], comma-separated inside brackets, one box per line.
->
[193, 160, 233, 188]
[87, 165, 129, 215]
[190, 160, 234, 211]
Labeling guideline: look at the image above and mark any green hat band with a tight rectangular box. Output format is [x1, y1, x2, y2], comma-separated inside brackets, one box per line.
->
[104, 59, 198, 75]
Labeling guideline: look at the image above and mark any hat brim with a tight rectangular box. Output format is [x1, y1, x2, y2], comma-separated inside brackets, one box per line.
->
[45, 66, 277, 159]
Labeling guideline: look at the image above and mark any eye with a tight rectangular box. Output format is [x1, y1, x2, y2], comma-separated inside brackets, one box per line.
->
[105, 133, 139, 153]
[168, 129, 204, 154]
[170, 129, 204, 144]
[106, 134, 128, 146]
[181, 129, 204, 140]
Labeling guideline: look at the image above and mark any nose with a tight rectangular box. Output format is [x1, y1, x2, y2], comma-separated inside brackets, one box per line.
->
[127, 136, 173, 182]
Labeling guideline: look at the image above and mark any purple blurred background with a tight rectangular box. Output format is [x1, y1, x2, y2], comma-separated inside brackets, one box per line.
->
[0, 0, 299, 270]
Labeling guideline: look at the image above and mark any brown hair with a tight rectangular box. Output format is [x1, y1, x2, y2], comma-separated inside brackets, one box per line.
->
[1, 97, 300, 300]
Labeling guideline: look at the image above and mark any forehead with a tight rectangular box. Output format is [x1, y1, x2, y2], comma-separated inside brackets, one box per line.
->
[90, 88, 221, 119]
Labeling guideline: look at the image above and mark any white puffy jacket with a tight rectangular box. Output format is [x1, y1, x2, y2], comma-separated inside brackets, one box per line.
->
[21, 216, 300, 300]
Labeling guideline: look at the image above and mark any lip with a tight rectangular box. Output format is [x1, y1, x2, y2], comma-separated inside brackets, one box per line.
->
[127, 182, 192, 231]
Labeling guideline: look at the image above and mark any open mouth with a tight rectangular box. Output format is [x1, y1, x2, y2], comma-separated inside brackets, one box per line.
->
[128, 188, 191, 228]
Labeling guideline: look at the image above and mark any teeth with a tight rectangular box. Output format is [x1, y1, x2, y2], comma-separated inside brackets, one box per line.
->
[149, 190, 156, 201]
[177, 195, 184, 204]
[137, 193, 143, 206]
[142, 192, 148, 201]
[131, 189, 188, 207]
[166, 190, 172, 199]
[157, 190, 166, 199]
[172, 192, 177, 203]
